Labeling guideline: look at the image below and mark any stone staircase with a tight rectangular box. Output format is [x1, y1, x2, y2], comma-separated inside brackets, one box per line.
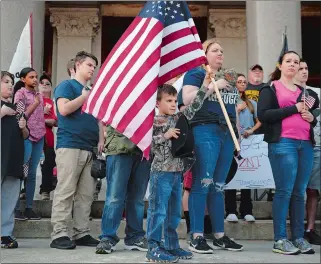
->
[13, 200, 320, 240]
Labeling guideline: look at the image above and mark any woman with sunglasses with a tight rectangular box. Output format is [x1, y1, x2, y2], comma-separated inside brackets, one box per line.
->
[224, 74, 261, 223]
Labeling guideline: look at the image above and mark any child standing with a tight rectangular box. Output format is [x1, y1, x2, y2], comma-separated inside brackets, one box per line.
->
[146, 72, 215, 263]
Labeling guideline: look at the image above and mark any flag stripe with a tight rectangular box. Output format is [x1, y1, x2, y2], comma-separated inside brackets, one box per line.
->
[97, 19, 162, 122]
[90, 18, 152, 118]
[105, 48, 161, 126]
[162, 26, 198, 47]
[161, 34, 200, 57]
[114, 76, 159, 132]
[85, 17, 147, 114]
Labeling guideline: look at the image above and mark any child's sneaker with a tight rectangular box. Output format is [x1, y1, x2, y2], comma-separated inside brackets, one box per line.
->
[168, 248, 193, 259]
[145, 246, 179, 263]
[1, 236, 18, 249]
[188, 236, 213, 254]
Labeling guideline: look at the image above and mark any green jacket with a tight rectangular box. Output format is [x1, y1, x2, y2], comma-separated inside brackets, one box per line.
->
[104, 126, 140, 156]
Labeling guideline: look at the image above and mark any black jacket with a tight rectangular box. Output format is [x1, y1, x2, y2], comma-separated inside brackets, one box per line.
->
[257, 83, 319, 145]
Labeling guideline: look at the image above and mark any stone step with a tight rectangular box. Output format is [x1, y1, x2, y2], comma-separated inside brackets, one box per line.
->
[20, 200, 321, 220]
[13, 219, 321, 240]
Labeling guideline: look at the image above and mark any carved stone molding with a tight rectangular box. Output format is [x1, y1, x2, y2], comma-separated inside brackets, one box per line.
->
[101, 4, 207, 17]
[208, 9, 246, 38]
[49, 8, 100, 38]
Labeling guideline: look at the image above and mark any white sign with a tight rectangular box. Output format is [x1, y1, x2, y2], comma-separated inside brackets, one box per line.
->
[225, 134, 275, 189]
[9, 14, 32, 82]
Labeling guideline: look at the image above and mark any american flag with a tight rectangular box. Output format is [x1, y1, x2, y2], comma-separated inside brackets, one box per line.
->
[302, 91, 316, 109]
[83, 1, 207, 158]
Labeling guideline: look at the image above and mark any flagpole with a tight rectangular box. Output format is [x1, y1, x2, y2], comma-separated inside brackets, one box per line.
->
[206, 65, 241, 152]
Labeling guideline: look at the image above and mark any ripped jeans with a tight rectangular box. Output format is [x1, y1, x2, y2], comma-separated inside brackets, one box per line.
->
[189, 123, 234, 234]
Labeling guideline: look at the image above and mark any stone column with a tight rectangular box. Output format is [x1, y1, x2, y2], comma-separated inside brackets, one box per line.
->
[246, 1, 302, 82]
[49, 8, 100, 84]
[208, 9, 247, 75]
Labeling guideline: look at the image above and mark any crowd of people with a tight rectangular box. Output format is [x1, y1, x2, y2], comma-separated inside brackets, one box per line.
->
[1, 37, 320, 262]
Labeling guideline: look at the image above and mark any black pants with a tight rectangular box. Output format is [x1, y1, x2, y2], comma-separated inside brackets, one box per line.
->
[40, 143, 56, 194]
[224, 157, 253, 217]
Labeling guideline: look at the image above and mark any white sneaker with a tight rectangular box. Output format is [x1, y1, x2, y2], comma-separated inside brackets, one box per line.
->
[226, 214, 238, 222]
[244, 214, 255, 222]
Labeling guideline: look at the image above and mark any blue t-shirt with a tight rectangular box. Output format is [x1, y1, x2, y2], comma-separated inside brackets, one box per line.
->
[54, 79, 99, 151]
[179, 67, 239, 127]
[239, 99, 257, 135]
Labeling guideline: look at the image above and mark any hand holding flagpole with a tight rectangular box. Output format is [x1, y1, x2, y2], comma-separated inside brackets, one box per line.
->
[205, 65, 240, 152]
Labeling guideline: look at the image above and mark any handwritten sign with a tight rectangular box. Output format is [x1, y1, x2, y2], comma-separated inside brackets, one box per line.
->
[225, 134, 275, 189]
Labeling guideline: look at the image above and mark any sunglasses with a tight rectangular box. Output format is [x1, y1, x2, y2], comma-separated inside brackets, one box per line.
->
[237, 81, 247, 84]
[41, 82, 51, 86]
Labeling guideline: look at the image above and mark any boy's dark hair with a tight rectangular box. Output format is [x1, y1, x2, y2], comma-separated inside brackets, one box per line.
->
[75, 51, 98, 67]
[157, 84, 177, 101]
[67, 58, 75, 77]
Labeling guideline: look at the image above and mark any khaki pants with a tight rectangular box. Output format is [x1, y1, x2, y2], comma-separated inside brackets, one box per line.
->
[51, 148, 96, 240]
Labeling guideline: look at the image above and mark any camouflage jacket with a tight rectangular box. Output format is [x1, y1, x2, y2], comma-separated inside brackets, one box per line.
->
[151, 85, 208, 172]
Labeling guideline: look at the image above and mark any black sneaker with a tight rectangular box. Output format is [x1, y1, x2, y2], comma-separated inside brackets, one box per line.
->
[14, 210, 27, 221]
[125, 236, 148, 252]
[74, 235, 99, 247]
[24, 208, 41, 220]
[96, 238, 115, 254]
[1, 236, 18, 249]
[188, 236, 213, 254]
[212, 235, 243, 251]
[304, 230, 321, 245]
[50, 236, 76, 250]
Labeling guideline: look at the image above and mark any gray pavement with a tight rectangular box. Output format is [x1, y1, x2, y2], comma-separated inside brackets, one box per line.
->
[1, 239, 320, 263]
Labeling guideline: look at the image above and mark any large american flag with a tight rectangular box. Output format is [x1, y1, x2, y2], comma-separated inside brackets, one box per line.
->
[83, 1, 207, 158]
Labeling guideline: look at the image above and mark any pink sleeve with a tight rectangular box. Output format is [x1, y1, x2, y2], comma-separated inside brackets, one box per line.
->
[14, 89, 24, 104]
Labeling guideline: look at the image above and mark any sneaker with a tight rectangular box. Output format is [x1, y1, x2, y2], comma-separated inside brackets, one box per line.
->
[14, 210, 27, 221]
[124, 236, 148, 252]
[41, 192, 50, 201]
[304, 230, 321, 245]
[50, 236, 76, 250]
[168, 248, 193, 259]
[188, 236, 213, 254]
[1, 236, 18, 249]
[292, 238, 315, 254]
[212, 235, 243, 251]
[74, 235, 99, 247]
[272, 239, 300, 255]
[146, 246, 179, 263]
[96, 238, 115, 254]
[243, 214, 255, 222]
[226, 214, 239, 223]
[24, 208, 41, 220]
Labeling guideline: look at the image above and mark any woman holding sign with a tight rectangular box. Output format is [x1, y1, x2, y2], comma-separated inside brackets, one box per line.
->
[258, 51, 319, 255]
[180, 38, 243, 254]
[225, 73, 262, 223]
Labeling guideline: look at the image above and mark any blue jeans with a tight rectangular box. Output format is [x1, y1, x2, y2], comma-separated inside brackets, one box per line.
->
[189, 123, 234, 234]
[147, 171, 182, 250]
[268, 138, 313, 241]
[16, 137, 44, 210]
[1, 175, 20, 236]
[100, 154, 150, 245]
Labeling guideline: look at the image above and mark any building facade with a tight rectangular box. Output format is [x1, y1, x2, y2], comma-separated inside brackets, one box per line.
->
[1, 1, 320, 87]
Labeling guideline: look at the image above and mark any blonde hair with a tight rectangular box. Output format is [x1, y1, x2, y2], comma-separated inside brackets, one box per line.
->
[201, 38, 222, 70]
[202, 38, 221, 55]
